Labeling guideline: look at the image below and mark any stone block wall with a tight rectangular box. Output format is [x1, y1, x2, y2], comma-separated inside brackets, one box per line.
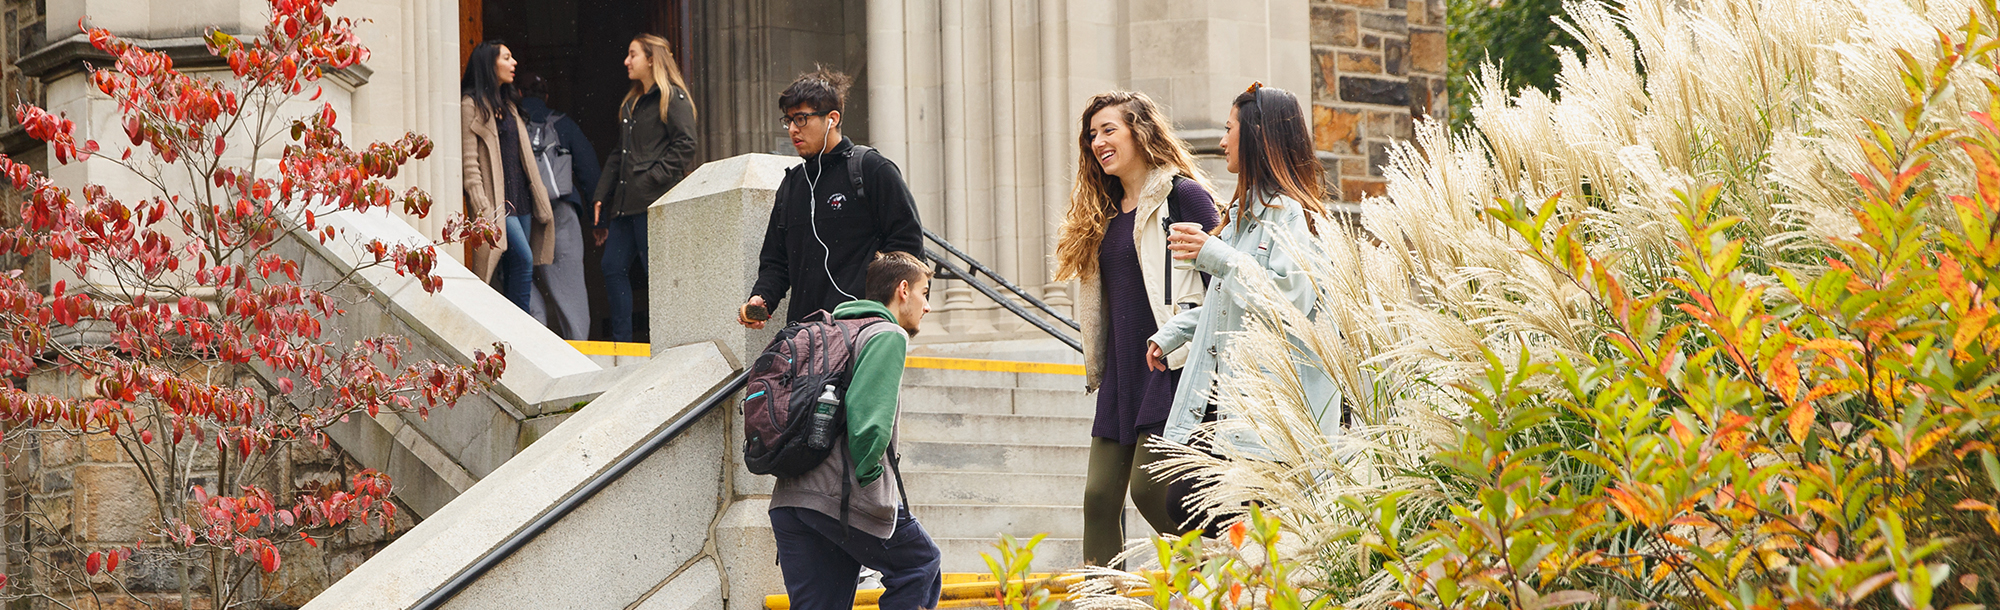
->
[1310, 0, 1446, 203]
[5, 371, 419, 609]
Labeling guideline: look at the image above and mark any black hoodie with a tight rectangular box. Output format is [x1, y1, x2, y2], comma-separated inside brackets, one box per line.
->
[751, 137, 925, 324]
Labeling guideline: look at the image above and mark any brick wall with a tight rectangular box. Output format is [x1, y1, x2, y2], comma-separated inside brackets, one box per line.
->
[1310, 0, 1445, 204]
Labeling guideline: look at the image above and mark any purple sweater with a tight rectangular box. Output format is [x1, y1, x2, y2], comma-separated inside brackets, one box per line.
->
[1090, 179, 1221, 445]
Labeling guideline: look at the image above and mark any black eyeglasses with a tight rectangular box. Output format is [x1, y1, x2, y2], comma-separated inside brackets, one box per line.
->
[780, 110, 829, 128]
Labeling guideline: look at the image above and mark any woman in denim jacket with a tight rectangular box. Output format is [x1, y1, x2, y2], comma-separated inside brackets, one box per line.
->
[1145, 84, 1342, 529]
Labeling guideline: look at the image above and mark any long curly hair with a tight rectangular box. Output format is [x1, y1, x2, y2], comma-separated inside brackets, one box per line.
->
[1054, 91, 1217, 282]
[1223, 84, 1327, 236]
[623, 34, 696, 123]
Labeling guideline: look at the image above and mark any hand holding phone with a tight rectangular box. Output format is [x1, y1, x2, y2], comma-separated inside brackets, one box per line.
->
[739, 295, 771, 329]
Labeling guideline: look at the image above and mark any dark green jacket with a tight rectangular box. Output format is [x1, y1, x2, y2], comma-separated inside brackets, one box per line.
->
[592, 84, 697, 225]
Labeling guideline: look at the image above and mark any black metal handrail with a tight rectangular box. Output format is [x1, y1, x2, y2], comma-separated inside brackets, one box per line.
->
[410, 370, 749, 610]
[919, 228, 1083, 353]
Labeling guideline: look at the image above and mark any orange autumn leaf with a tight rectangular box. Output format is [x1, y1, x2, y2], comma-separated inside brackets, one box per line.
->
[1788, 402, 1818, 442]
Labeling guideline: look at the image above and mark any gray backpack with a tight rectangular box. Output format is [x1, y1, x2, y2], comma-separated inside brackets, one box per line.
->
[528, 112, 574, 200]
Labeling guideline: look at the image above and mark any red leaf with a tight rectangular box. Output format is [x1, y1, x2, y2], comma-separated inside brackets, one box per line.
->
[258, 545, 280, 573]
[106, 551, 120, 573]
[84, 551, 101, 575]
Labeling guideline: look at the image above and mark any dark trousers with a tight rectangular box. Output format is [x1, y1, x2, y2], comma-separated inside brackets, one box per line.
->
[770, 506, 942, 610]
[599, 214, 647, 342]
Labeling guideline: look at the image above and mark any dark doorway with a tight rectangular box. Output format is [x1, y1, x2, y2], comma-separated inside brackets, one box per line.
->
[463, 0, 691, 343]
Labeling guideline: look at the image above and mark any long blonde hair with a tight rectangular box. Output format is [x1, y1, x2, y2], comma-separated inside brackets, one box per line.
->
[623, 34, 696, 123]
[1054, 92, 1218, 282]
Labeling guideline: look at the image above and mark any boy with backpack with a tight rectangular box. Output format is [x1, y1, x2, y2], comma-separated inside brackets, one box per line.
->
[756, 251, 940, 610]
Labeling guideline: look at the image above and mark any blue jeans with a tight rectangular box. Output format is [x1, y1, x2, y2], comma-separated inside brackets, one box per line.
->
[770, 506, 942, 610]
[497, 214, 534, 311]
[600, 214, 648, 342]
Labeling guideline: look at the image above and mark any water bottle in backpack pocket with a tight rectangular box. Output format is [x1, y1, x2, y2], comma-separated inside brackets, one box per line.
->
[738, 310, 890, 477]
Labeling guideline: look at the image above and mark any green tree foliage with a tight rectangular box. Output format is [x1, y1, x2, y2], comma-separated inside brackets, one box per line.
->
[1446, 0, 1584, 127]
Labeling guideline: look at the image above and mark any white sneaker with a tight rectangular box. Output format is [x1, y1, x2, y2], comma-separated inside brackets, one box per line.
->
[857, 567, 884, 590]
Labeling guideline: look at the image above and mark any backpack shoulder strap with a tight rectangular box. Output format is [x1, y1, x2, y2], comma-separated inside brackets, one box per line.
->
[1160, 175, 1188, 306]
[531, 112, 563, 151]
[846, 145, 876, 201]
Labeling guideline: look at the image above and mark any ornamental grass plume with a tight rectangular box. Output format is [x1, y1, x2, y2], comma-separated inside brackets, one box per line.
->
[1072, 0, 2000, 607]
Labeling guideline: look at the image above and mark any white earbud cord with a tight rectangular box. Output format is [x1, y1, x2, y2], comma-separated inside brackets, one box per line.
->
[800, 123, 858, 302]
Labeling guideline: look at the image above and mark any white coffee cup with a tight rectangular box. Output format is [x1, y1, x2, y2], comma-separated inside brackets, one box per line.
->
[1169, 222, 1203, 270]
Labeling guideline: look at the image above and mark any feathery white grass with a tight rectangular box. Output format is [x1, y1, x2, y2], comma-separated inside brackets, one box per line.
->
[1071, 0, 1998, 605]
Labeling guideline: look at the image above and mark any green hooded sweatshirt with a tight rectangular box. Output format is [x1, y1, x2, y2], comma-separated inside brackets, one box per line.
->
[832, 299, 906, 486]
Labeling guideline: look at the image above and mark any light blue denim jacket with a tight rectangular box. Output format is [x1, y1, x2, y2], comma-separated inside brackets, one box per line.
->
[1147, 193, 1342, 455]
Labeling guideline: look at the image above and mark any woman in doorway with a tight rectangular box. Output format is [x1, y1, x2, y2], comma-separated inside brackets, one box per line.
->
[1145, 83, 1341, 533]
[592, 33, 698, 343]
[1055, 91, 1222, 567]
[461, 40, 553, 312]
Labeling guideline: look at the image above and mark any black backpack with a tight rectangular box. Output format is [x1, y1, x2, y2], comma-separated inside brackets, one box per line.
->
[1160, 175, 1210, 307]
[740, 310, 891, 477]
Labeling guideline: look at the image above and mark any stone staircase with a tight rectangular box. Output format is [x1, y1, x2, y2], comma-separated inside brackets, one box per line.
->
[895, 357, 1150, 574]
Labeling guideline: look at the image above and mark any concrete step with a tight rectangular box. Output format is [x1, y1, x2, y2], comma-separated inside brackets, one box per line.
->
[900, 385, 1094, 418]
[897, 441, 1090, 475]
[902, 365, 1084, 392]
[902, 471, 1084, 506]
[898, 412, 1092, 446]
[914, 504, 1161, 541]
[936, 537, 1086, 573]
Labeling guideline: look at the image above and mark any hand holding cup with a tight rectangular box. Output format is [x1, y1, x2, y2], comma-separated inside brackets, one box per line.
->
[1167, 222, 1206, 268]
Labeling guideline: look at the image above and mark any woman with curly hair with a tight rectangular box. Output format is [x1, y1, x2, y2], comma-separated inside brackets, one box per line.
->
[1055, 91, 1223, 567]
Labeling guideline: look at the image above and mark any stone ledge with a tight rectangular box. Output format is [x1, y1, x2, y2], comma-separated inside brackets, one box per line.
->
[300, 209, 610, 416]
[19, 32, 372, 86]
[301, 343, 736, 610]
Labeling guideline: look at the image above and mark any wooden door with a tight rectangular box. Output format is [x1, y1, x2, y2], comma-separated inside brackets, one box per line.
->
[459, 0, 482, 67]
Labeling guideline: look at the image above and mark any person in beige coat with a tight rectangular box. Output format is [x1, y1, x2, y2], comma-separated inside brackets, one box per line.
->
[460, 40, 553, 310]
[1054, 91, 1222, 567]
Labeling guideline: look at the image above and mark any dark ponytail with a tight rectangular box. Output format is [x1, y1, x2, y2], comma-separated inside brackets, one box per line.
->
[1224, 84, 1328, 236]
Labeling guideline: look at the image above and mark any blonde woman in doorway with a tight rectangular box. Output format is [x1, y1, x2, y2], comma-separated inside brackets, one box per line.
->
[460, 39, 553, 311]
[1055, 91, 1223, 567]
[592, 33, 698, 342]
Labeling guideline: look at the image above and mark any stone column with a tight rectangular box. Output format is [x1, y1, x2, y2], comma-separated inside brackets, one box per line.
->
[1036, 0, 1074, 312]
[987, 0, 1023, 332]
[344, 0, 460, 243]
[648, 153, 800, 367]
[936, 0, 980, 335]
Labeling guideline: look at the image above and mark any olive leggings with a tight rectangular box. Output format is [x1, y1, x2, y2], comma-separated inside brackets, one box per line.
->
[1082, 434, 1182, 567]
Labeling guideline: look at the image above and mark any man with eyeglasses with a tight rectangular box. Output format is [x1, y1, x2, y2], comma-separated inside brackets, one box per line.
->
[740, 68, 924, 329]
